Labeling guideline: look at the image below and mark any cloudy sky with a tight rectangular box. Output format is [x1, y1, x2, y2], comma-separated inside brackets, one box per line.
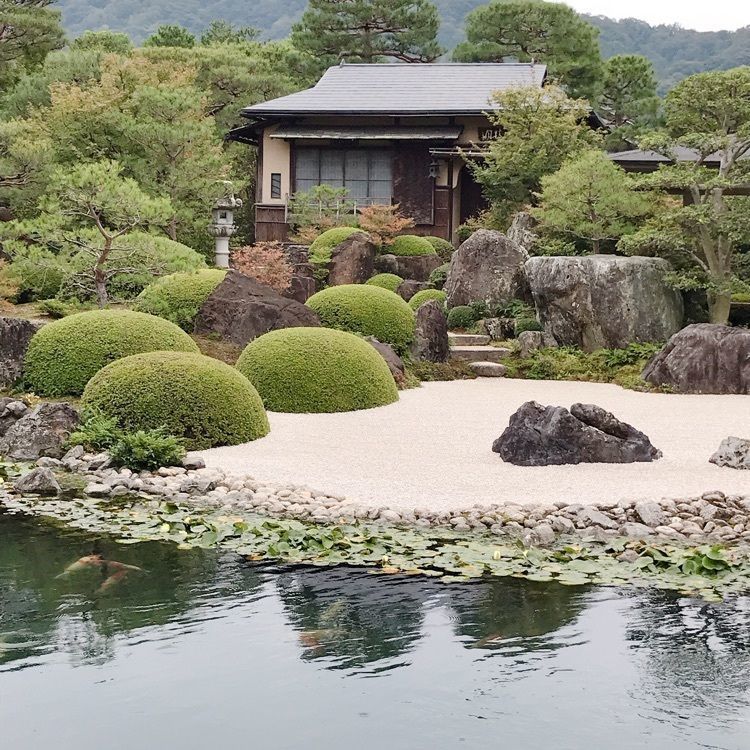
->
[559, 1, 750, 31]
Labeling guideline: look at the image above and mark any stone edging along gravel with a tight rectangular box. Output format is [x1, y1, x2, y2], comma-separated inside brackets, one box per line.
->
[3, 445, 748, 549]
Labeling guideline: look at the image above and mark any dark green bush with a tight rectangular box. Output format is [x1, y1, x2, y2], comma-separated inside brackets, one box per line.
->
[67, 412, 123, 451]
[409, 289, 447, 310]
[309, 227, 365, 265]
[447, 306, 478, 330]
[514, 317, 544, 335]
[424, 236, 455, 261]
[236, 327, 399, 413]
[134, 269, 226, 330]
[306, 284, 415, 353]
[366, 273, 404, 292]
[407, 359, 477, 381]
[24, 309, 199, 396]
[81, 351, 269, 450]
[428, 263, 450, 290]
[109, 428, 186, 471]
[390, 235, 437, 257]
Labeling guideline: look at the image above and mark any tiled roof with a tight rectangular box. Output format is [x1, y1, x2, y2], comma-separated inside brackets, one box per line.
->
[241, 63, 547, 117]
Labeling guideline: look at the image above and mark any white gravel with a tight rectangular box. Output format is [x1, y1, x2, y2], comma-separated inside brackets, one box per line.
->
[201, 379, 750, 512]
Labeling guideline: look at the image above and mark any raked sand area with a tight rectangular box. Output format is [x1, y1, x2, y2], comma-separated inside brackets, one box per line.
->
[201, 379, 750, 512]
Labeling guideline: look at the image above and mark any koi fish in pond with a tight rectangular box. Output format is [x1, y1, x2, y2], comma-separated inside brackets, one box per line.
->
[56, 554, 144, 592]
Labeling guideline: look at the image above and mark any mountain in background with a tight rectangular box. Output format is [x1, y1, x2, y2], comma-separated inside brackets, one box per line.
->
[56, 0, 750, 93]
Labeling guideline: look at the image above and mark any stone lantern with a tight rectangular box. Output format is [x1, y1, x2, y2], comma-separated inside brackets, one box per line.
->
[209, 186, 243, 268]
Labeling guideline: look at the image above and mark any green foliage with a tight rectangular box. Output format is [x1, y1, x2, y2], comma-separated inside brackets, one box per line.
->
[366, 273, 404, 292]
[446, 305, 478, 330]
[407, 359, 477, 382]
[134, 269, 226, 330]
[200, 20, 259, 45]
[235, 327, 398, 413]
[71, 30, 132, 53]
[472, 85, 600, 222]
[428, 263, 450, 290]
[82, 350, 270, 450]
[308, 226, 364, 266]
[514, 317, 543, 335]
[36, 298, 97, 318]
[453, 0, 603, 101]
[67, 412, 123, 451]
[389, 235, 437, 257]
[533, 149, 654, 254]
[109, 428, 186, 471]
[144, 24, 196, 48]
[409, 289, 446, 310]
[423, 235, 454, 261]
[24, 309, 199, 396]
[600, 54, 659, 132]
[306, 284, 415, 353]
[291, 0, 443, 73]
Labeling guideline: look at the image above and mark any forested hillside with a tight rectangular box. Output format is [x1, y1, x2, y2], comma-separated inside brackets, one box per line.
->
[54, 0, 750, 92]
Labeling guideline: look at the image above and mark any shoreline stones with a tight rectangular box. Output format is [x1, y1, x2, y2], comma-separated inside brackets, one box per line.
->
[710, 437, 750, 471]
[3, 451, 750, 549]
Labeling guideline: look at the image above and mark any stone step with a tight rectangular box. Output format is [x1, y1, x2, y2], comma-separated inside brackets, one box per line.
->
[469, 362, 507, 378]
[448, 333, 491, 346]
[450, 345, 512, 363]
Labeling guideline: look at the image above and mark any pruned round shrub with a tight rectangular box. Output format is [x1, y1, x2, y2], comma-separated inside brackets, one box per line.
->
[24, 309, 199, 396]
[446, 305, 478, 330]
[82, 351, 269, 450]
[514, 317, 544, 336]
[309, 227, 364, 265]
[366, 273, 403, 292]
[236, 327, 398, 413]
[389, 235, 437, 257]
[306, 284, 415, 352]
[409, 289, 447, 310]
[428, 263, 450, 290]
[134, 269, 226, 330]
[424, 236, 455, 261]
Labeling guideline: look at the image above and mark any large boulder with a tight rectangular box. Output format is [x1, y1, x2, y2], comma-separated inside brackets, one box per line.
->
[710, 437, 750, 470]
[506, 211, 539, 253]
[0, 398, 29, 436]
[0, 316, 45, 388]
[410, 299, 449, 362]
[366, 337, 406, 386]
[493, 401, 662, 466]
[444, 230, 529, 309]
[13, 467, 61, 496]
[374, 253, 443, 282]
[194, 270, 320, 347]
[327, 232, 377, 286]
[396, 280, 430, 301]
[0, 402, 79, 460]
[525, 255, 683, 352]
[642, 323, 750, 394]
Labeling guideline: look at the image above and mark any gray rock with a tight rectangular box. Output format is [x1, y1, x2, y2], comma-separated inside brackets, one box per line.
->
[710, 437, 750, 469]
[619, 522, 655, 538]
[410, 300, 449, 363]
[525, 255, 683, 352]
[551, 515, 575, 534]
[182, 454, 206, 471]
[469, 362, 506, 377]
[643, 324, 750, 394]
[84, 483, 110, 497]
[482, 317, 516, 341]
[578, 507, 620, 530]
[194, 270, 320, 347]
[506, 211, 539, 253]
[395, 279, 430, 301]
[634, 500, 667, 527]
[493, 401, 662, 466]
[516, 330, 558, 358]
[366, 337, 406, 385]
[445, 230, 529, 309]
[0, 316, 45, 388]
[13, 467, 61, 496]
[327, 231, 377, 286]
[532, 523, 556, 546]
[0, 398, 29, 436]
[374, 253, 443, 282]
[0, 402, 79, 460]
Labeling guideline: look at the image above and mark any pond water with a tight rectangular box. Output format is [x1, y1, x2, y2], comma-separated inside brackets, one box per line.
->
[1, 510, 750, 750]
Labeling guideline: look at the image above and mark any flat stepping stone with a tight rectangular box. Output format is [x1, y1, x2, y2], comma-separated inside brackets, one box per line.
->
[450, 345, 512, 363]
[448, 333, 491, 346]
[469, 362, 507, 378]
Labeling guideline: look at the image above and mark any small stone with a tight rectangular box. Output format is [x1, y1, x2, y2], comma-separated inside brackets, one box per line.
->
[578, 507, 619, 530]
[182, 455, 206, 471]
[551, 516, 575, 534]
[63, 445, 85, 461]
[468, 362, 507, 377]
[110, 485, 130, 497]
[702, 491, 726, 503]
[379, 509, 401, 524]
[532, 524, 556, 546]
[634, 500, 667, 528]
[35, 457, 62, 468]
[617, 550, 640, 564]
[619, 522, 654, 538]
[13, 467, 61, 496]
[84, 482, 111, 497]
[700, 504, 719, 521]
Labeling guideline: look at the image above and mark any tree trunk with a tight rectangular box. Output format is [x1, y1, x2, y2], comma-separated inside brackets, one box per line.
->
[707, 291, 731, 325]
[94, 266, 108, 308]
[592, 238, 600, 254]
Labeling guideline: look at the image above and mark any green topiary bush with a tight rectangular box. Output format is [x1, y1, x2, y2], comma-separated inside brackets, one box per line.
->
[424, 236, 455, 261]
[366, 273, 404, 292]
[389, 235, 437, 257]
[309, 227, 365, 265]
[24, 309, 199, 396]
[82, 351, 269, 450]
[514, 317, 544, 336]
[306, 284, 415, 353]
[134, 269, 226, 330]
[236, 327, 398, 413]
[409, 289, 447, 310]
[428, 263, 450, 290]
[447, 305, 478, 330]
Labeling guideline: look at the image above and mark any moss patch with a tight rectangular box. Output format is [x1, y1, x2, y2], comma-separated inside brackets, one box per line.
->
[309, 227, 365, 266]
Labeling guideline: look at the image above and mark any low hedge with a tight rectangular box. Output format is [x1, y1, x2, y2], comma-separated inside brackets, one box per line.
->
[424, 236, 455, 261]
[309, 227, 365, 265]
[82, 351, 270, 450]
[446, 305, 478, 330]
[366, 273, 404, 292]
[306, 284, 415, 352]
[24, 309, 199, 396]
[390, 235, 437, 257]
[236, 327, 398, 413]
[134, 269, 226, 330]
[409, 289, 447, 310]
